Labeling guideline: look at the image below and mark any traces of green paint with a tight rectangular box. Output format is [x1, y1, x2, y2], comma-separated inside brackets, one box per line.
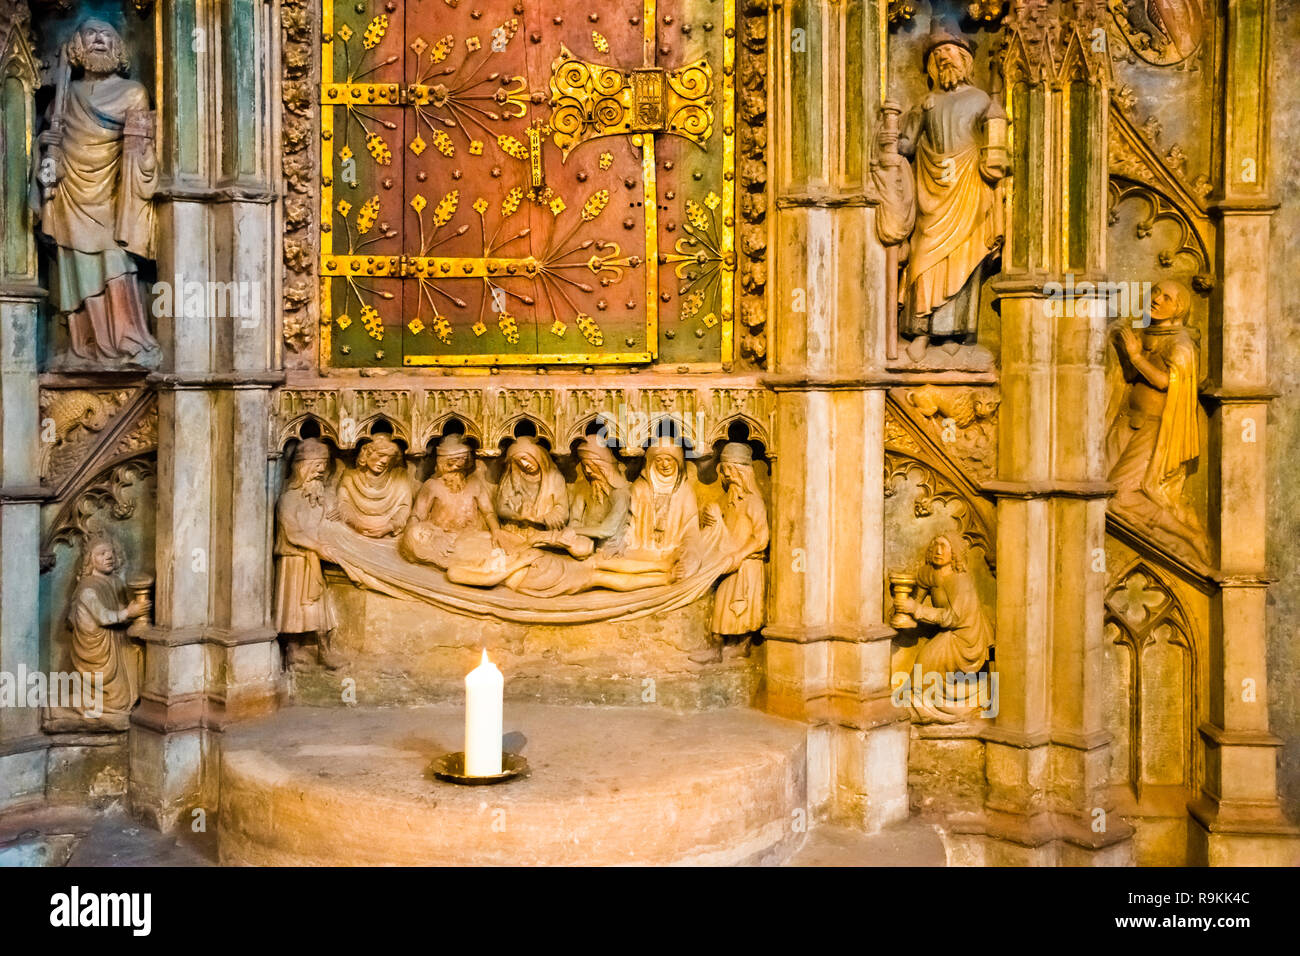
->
[1229, 0, 1265, 193]
[3, 78, 32, 279]
[1067, 82, 1092, 272]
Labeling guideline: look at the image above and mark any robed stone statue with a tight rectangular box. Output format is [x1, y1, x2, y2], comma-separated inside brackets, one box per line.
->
[44, 532, 150, 732]
[891, 26, 1007, 362]
[1105, 280, 1210, 567]
[31, 19, 160, 369]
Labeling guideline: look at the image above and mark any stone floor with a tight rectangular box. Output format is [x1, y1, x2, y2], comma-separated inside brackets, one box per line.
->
[0, 805, 214, 867]
[0, 802, 948, 866]
[787, 818, 948, 866]
[1, 703, 950, 866]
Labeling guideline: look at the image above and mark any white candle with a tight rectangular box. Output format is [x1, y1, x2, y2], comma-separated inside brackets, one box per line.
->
[464, 648, 503, 776]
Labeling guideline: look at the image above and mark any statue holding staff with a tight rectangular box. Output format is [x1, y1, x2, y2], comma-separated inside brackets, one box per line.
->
[31, 19, 161, 368]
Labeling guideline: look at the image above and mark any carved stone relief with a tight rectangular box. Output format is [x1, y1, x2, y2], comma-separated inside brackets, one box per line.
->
[1108, 0, 1204, 68]
[895, 384, 999, 483]
[889, 532, 996, 724]
[273, 428, 770, 641]
[38, 387, 134, 487]
[884, 402, 996, 559]
[43, 529, 150, 733]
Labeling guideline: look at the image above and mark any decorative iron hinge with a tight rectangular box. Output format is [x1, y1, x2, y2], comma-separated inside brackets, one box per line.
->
[548, 45, 715, 157]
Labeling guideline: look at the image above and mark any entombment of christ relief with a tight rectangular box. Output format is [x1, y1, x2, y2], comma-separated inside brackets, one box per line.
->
[3, 0, 1293, 871]
[273, 432, 769, 637]
[30, 18, 160, 370]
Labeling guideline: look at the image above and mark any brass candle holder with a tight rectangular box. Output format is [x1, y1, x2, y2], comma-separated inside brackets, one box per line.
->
[888, 572, 918, 629]
[431, 751, 529, 786]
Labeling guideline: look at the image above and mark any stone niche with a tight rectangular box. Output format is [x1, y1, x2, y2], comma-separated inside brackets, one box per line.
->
[883, 398, 998, 817]
[275, 384, 777, 713]
[1101, 537, 1211, 867]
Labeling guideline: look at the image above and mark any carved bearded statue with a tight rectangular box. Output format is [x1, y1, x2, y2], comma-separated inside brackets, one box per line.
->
[895, 27, 1007, 360]
[567, 436, 632, 556]
[274, 439, 341, 668]
[31, 19, 160, 369]
[691, 443, 770, 664]
[335, 435, 414, 538]
[402, 434, 504, 568]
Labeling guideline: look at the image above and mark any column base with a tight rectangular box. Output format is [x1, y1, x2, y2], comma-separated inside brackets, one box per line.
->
[760, 630, 909, 833]
[126, 627, 280, 831]
[127, 722, 211, 833]
[943, 809, 1136, 866]
[1187, 796, 1300, 866]
[829, 719, 911, 833]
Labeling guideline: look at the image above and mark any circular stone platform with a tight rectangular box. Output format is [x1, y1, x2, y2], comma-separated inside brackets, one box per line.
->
[218, 703, 809, 866]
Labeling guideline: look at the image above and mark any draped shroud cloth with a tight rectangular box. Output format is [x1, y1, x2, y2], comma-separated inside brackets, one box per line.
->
[316, 519, 733, 625]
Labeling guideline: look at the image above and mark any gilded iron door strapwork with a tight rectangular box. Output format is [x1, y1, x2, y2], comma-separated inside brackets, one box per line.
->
[320, 0, 736, 368]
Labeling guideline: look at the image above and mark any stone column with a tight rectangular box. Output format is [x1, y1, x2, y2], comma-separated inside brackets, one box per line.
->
[760, 0, 908, 831]
[1191, 0, 1299, 865]
[953, 2, 1133, 864]
[130, 0, 283, 830]
[0, 3, 50, 810]
[206, 0, 281, 727]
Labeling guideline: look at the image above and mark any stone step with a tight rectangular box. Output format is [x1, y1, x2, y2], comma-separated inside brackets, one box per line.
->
[218, 703, 809, 866]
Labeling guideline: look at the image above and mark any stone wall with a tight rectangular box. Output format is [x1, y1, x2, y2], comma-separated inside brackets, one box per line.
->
[1266, 3, 1300, 825]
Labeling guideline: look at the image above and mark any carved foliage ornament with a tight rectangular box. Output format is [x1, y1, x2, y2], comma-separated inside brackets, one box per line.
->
[281, 0, 318, 355]
[38, 388, 135, 487]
